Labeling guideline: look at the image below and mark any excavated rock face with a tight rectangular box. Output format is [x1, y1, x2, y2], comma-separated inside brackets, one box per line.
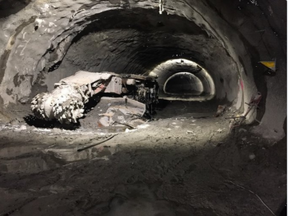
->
[0, 0, 286, 139]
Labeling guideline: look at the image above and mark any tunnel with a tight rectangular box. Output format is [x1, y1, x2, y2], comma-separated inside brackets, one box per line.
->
[0, 0, 286, 215]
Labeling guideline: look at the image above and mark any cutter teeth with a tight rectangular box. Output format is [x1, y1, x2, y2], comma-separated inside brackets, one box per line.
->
[31, 85, 86, 124]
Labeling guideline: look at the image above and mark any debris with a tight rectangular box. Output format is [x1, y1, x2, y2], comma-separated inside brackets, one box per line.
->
[69, 9, 86, 22]
[186, 130, 195, 135]
[250, 0, 258, 6]
[98, 97, 146, 128]
[99, 111, 115, 127]
[39, 3, 52, 13]
[18, 96, 30, 104]
[248, 92, 262, 106]
[15, 125, 27, 131]
[77, 134, 117, 152]
[34, 18, 45, 30]
[225, 180, 276, 216]
[19, 125, 27, 130]
[52, 128, 62, 133]
[239, 128, 247, 133]
[228, 92, 262, 130]
[32, 128, 51, 132]
[217, 128, 223, 133]
[9, 118, 21, 125]
[159, 0, 164, 14]
[215, 105, 227, 117]
[249, 154, 256, 160]
[136, 123, 150, 129]
[113, 121, 135, 129]
[125, 128, 137, 133]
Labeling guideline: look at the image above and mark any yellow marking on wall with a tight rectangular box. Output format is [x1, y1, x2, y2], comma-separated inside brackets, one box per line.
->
[259, 61, 276, 71]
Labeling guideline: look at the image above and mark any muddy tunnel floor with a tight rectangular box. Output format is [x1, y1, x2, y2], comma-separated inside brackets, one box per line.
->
[0, 116, 286, 216]
[79, 99, 220, 131]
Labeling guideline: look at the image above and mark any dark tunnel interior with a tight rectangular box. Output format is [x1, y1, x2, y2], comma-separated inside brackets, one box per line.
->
[0, 0, 286, 215]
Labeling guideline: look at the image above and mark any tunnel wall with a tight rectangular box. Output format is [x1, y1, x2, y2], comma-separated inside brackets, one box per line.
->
[0, 0, 286, 140]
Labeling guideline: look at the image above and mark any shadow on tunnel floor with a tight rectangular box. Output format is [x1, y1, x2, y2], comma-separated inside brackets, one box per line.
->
[0, 129, 285, 216]
[23, 114, 80, 130]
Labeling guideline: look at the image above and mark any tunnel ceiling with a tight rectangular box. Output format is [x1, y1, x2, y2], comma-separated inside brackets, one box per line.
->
[0, 0, 286, 140]
[44, 8, 236, 102]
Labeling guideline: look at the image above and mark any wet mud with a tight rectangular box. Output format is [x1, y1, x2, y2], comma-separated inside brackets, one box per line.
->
[0, 115, 286, 216]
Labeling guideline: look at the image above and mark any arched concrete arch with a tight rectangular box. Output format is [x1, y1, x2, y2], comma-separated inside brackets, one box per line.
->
[148, 59, 216, 101]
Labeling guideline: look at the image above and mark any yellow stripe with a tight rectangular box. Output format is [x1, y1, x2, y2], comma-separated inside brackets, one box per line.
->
[260, 61, 275, 70]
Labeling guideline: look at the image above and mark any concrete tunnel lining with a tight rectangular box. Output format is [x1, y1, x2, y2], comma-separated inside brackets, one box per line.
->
[164, 72, 204, 96]
[148, 58, 216, 101]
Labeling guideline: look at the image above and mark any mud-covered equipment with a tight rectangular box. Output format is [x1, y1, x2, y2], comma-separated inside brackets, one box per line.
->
[31, 71, 158, 124]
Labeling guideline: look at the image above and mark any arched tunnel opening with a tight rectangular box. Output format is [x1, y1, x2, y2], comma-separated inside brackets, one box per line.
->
[25, 8, 242, 129]
[0, 0, 286, 215]
[164, 72, 205, 96]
